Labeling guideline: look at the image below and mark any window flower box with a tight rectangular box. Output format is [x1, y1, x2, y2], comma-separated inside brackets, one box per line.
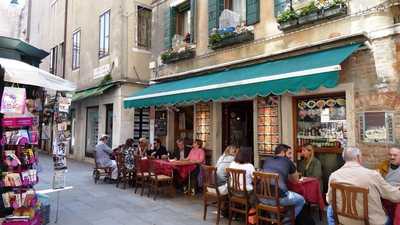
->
[209, 30, 254, 50]
[298, 12, 319, 25]
[278, 19, 298, 30]
[161, 48, 196, 64]
[323, 4, 347, 19]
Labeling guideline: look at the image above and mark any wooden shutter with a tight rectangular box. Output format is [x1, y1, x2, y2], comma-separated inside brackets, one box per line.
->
[246, 0, 260, 25]
[274, 0, 287, 17]
[163, 7, 176, 49]
[208, 0, 224, 34]
[190, 0, 196, 43]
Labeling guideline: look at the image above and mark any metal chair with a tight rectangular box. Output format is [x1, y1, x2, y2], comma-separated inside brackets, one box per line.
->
[330, 182, 369, 225]
[253, 171, 295, 225]
[92, 151, 112, 184]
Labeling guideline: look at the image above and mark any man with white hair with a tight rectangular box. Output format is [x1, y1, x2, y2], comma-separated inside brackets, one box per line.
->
[95, 134, 118, 181]
[377, 147, 400, 187]
[326, 147, 400, 225]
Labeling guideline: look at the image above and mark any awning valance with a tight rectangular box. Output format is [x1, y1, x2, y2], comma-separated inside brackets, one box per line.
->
[72, 83, 116, 102]
[124, 43, 360, 108]
[0, 57, 76, 91]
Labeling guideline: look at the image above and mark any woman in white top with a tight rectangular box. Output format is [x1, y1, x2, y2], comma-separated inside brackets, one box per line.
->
[228, 148, 255, 191]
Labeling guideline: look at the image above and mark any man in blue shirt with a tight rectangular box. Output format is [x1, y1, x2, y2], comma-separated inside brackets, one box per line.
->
[262, 144, 305, 217]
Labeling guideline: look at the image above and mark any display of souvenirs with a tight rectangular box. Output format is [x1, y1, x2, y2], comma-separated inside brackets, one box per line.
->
[1, 87, 26, 114]
[3, 173, 22, 187]
[4, 151, 21, 167]
[2, 189, 36, 209]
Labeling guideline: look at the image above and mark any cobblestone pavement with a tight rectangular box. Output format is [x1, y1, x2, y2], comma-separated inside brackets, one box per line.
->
[36, 153, 326, 225]
[36, 153, 236, 225]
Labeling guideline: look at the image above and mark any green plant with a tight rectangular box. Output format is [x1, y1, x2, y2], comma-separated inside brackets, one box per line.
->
[330, 0, 345, 7]
[299, 1, 318, 16]
[99, 74, 112, 86]
[209, 33, 223, 45]
[277, 9, 298, 23]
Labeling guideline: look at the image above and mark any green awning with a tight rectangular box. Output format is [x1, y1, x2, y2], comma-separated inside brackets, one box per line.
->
[72, 83, 115, 102]
[124, 43, 360, 108]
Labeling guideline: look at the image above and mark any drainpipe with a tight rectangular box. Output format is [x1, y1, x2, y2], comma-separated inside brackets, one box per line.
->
[26, 0, 32, 42]
[62, 0, 68, 79]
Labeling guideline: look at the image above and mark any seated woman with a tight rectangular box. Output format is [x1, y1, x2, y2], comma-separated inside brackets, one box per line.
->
[214, 145, 239, 195]
[228, 148, 257, 205]
[297, 144, 323, 191]
[122, 138, 135, 171]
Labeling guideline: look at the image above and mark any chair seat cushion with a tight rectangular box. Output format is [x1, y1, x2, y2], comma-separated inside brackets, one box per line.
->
[207, 184, 228, 196]
[151, 174, 172, 180]
[137, 172, 149, 177]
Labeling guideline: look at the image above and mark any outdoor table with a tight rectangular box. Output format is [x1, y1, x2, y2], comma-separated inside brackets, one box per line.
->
[138, 159, 196, 180]
[287, 177, 325, 210]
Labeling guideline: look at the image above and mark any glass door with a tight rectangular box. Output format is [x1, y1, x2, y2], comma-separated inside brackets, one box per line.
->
[85, 106, 99, 158]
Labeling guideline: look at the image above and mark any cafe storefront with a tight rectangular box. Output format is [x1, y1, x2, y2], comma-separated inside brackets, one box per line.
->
[124, 39, 394, 191]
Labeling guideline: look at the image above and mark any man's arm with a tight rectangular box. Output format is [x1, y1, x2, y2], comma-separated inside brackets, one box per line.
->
[374, 171, 400, 202]
[102, 144, 113, 155]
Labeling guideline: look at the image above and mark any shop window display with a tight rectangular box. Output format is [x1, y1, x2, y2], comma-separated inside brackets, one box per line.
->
[257, 96, 280, 155]
[295, 94, 346, 153]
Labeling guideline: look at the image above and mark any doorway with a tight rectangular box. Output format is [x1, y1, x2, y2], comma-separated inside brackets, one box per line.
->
[85, 106, 99, 158]
[174, 106, 194, 147]
[222, 101, 254, 162]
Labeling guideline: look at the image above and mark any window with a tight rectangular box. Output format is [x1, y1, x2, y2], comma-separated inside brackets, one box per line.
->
[137, 6, 152, 48]
[175, 1, 191, 43]
[359, 112, 395, 144]
[224, 0, 246, 22]
[72, 30, 80, 70]
[99, 10, 110, 58]
[49, 46, 58, 74]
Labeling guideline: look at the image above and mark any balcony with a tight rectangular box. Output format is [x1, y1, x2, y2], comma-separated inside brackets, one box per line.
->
[161, 47, 196, 64]
[277, 1, 348, 31]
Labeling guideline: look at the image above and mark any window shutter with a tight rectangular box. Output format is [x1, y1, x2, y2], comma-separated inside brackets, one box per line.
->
[208, 0, 224, 34]
[246, 0, 260, 25]
[190, 0, 196, 43]
[274, 0, 287, 17]
[163, 7, 176, 49]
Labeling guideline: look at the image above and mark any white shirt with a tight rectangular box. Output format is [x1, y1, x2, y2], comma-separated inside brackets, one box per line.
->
[228, 161, 255, 191]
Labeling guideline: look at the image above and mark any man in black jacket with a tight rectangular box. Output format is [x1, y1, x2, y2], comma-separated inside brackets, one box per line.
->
[170, 138, 190, 160]
[151, 138, 168, 159]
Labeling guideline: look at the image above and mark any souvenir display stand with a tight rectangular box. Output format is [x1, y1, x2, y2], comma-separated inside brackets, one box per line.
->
[1, 86, 42, 225]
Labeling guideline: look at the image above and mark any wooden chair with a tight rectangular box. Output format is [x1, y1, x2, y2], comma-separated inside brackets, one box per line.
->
[134, 155, 150, 196]
[202, 165, 228, 225]
[253, 172, 295, 225]
[226, 168, 251, 225]
[115, 149, 135, 189]
[330, 182, 369, 225]
[147, 160, 175, 200]
[92, 151, 112, 184]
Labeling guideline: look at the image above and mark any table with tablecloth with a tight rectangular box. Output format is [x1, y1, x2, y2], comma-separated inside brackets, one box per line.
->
[287, 177, 325, 210]
[138, 159, 197, 181]
[382, 200, 400, 225]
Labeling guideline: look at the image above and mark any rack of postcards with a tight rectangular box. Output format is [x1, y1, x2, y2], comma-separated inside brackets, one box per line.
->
[0, 87, 41, 225]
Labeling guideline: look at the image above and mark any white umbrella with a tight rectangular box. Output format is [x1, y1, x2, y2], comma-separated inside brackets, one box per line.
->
[0, 57, 76, 91]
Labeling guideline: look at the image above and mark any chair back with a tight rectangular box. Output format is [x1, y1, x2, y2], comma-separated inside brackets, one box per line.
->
[115, 149, 125, 171]
[134, 155, 145, 173]
[253, 171, 281, 206]
[202, 165, 220, 195]
[330, 182, 369, 225]
[226, 168, 248, 195]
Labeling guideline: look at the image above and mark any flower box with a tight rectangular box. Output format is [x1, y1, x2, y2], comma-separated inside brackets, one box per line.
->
[161, 49, 196, 64]
[209, 31, 254, 50]
[298, 12, 319, 25]
[323, 5, 347, 19]
[278, 19, 299, 30]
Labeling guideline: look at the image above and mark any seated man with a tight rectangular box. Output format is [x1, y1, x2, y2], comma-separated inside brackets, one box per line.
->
[326, 147, 400, 225]
[262, 144, 305, 218]
[170, 138, 190, 160]
[186, 139, 205, 193]
[377, 147, 400, 187]
[95, 135, 118, 181]
[152, 138, 168, 159]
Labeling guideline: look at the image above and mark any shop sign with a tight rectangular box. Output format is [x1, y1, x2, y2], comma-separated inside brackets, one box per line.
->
[93, 64, 110, 79]
[58, 97, 71, 113]
[52, 170, 66, 189]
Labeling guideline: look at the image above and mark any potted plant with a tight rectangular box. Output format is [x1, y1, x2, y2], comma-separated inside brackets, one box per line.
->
[161, 47, 195, 64]
[323, 0, 347, 18]
[277, 9, 299, 30]
[298, 1, 319, 24]
[209, 25, 255, 50]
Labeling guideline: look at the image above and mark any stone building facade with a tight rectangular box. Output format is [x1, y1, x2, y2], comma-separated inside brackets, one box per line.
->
[123, 0, 400, 179]
[29, 0, 153, 161]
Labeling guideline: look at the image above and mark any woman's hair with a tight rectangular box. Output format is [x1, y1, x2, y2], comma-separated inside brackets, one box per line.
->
[234, 148, 252, 164]
[194, 139, 203, 148]
[302, 144, 315, 170]
[225, 145, 239, 156]
[125, 138, 134, 146]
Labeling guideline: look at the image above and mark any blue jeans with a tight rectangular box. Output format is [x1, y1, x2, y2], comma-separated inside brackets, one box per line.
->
[327, 205, 391, 225]
[260, 191, 305, 217]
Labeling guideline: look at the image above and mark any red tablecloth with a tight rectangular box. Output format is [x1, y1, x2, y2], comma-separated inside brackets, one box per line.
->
[139, 159, 196, 180]
[382, 200, 400, 225]
[287, 177, 325, 210]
